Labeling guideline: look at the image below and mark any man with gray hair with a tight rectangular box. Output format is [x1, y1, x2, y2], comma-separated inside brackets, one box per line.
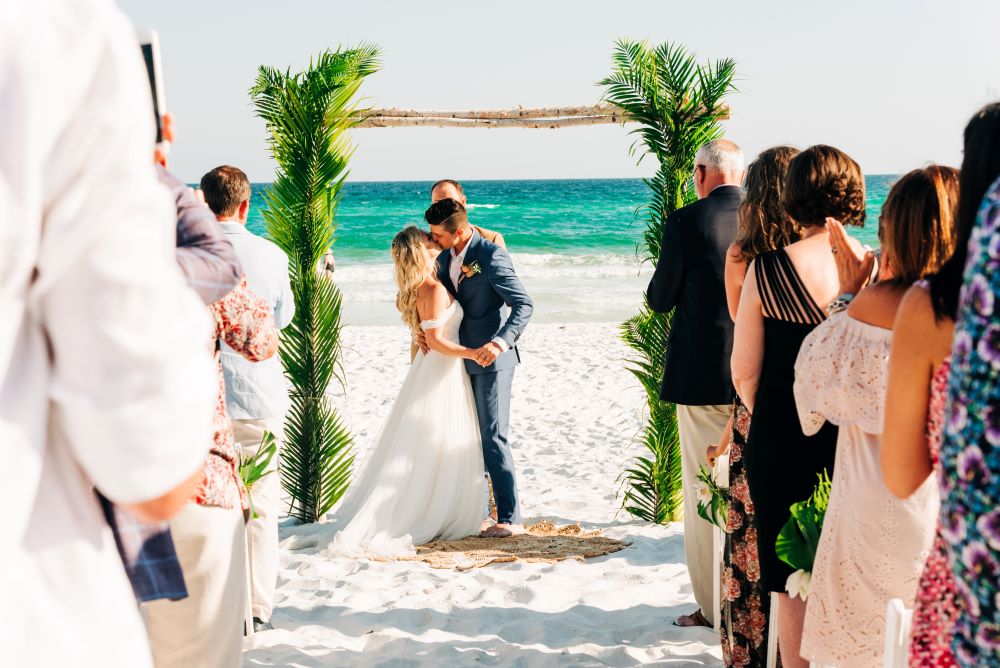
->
[646, 138, 745, 628]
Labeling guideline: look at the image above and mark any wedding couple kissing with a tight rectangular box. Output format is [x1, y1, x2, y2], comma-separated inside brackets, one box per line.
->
[326, 181, 534, 558]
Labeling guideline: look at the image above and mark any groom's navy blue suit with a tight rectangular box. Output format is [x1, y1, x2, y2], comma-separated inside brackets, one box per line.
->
[437, 229, 533, 524]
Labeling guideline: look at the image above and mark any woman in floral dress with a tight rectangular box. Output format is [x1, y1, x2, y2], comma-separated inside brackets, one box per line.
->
[708, 146, 800, 666]
[940, 104, 1000, 667]
[145, 275, 279, 668]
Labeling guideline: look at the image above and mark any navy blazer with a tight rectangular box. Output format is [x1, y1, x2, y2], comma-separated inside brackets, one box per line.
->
[647, 185, 743, 405]
[437, 230, 533, 375]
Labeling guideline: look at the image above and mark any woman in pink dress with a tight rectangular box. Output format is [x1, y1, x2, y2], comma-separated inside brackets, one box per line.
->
[882, 168, 969, 666]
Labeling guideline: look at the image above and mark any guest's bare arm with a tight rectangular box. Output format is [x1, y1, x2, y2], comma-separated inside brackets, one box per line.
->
[731, 261, 765, 412]
[706, 415, 733, 466]
[124, 469, 204, 522]
[882, 287, 937, 498]
[724, 242, 748, 322]
[417, 282, 474, 360]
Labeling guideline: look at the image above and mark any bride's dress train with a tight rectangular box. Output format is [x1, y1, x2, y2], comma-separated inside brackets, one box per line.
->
[323, 302, 486, 557]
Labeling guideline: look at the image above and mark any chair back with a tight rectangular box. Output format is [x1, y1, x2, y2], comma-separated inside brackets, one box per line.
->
[883, 598, 913, 668]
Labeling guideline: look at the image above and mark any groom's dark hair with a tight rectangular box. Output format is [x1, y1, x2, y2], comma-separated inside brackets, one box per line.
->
[424, 198, 469, 233]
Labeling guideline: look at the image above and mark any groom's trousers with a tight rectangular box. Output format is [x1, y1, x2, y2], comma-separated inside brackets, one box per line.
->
[676, 403, 730, 625]
[469, 368, 521, 525]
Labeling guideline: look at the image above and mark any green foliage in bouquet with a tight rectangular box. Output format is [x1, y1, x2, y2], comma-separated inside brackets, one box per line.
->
[775, 470, 832, 572]
[238, 431, 278, 520]
[601, 39, 736, 523]
[696, 464, 729, 531]
[251, 46, 380, 523]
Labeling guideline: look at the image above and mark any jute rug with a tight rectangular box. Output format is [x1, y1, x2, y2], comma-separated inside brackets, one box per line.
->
[373, 522, 630, 571]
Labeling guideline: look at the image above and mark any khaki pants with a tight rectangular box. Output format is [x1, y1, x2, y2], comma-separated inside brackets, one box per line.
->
[232, 416, 283, 622]
[676, 403, 731, 624]
[144, 502, 246, 668]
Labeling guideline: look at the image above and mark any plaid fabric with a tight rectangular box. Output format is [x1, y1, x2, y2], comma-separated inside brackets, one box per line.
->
[97, 492, 188, 603]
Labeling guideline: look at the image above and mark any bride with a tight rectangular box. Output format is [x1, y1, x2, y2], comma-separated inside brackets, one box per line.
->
[324, 226, 487, 557]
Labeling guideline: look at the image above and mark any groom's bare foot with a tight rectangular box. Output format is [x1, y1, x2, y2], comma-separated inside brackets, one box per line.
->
[479, 518, 494, 533]
[479, 523, 526, 538]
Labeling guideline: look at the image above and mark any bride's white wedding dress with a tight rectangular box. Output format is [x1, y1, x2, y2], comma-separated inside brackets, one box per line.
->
[324, 301, 486, 557]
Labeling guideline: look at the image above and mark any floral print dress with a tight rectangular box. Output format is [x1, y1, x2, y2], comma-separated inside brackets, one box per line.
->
[720, 397, 776, 667]
[910, 357, 958, 666]
[196, 275, 278, 511]
[941, 177, 1000, 666]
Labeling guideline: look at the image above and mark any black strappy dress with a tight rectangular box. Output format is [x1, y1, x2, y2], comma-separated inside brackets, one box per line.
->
[744, 248, 838, 594]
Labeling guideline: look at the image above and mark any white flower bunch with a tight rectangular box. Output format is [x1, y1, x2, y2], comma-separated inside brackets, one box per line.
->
[785, 568, 811, 601]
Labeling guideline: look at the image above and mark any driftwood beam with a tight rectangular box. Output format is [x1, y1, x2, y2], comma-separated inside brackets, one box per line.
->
[363, 104, 621, 120]
[356, 115, 632, 129]
[356, 103, 730, 129]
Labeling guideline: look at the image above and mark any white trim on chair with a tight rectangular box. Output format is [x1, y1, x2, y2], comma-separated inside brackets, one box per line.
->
[883, 598, 912, 668]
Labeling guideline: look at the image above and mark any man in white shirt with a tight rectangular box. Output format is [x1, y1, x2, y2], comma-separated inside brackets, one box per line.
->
[2, 1, 217, 665]
[200, 165, 295, 631]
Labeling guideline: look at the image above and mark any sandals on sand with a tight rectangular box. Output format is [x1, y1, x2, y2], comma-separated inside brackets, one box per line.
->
[673, 609, 713, 628]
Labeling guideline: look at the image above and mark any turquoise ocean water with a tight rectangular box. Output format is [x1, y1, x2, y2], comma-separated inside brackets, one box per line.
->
[244, 176, 896, 325]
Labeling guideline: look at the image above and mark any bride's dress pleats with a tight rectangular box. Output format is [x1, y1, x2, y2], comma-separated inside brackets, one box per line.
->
[324, 303, 485, 557]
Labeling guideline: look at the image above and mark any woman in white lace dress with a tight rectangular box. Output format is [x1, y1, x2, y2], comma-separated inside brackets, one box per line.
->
[792, 167, 958, 666]
[323, 226, 486, 557]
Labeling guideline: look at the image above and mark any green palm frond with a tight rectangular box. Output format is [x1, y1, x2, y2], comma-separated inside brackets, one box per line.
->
[601, 40, 736, 524]
[251, 45, 381, 523]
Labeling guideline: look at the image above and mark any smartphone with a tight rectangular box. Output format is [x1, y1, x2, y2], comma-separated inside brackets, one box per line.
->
[136, 29, 167, 143]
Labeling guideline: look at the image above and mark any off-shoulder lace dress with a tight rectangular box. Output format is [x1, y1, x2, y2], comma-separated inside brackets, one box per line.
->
[794, 312, 939, 667]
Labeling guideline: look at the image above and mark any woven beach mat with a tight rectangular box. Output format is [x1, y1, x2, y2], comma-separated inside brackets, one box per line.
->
[373, 522, 630, 571]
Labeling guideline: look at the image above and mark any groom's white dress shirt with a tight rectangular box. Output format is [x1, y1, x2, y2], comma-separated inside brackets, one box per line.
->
[218, 222, 295, 420]
[451, 235, 509, 353]
[2, 1, 216, 665]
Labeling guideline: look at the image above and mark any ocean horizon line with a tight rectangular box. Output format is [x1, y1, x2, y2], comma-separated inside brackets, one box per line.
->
[234, 174, 902, 186]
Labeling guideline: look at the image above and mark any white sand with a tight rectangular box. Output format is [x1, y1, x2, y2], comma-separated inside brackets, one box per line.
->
[243, 323, 723, 667]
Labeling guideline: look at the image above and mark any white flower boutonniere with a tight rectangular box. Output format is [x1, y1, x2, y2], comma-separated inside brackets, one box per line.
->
[458, 260, 482, 286]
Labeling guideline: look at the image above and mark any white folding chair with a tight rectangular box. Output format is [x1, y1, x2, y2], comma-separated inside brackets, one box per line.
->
[766, 592, 780, 668]
[883, 598, 912, 668]
[712, 453, 730, 631]
[244, 526, 255, 638]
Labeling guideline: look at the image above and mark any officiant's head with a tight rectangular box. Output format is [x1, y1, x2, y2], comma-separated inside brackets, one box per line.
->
[425, 198, 471, 251]
[693, 139, 745, 199]
[430, 179, 467, 207]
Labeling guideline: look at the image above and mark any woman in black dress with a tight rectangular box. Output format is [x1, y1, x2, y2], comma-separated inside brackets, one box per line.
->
[730, 145, 868, 668]
[710, 145, 801, 667]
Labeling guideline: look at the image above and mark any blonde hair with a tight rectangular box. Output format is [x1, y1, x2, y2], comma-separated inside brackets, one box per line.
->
[391, 226, 431, 333]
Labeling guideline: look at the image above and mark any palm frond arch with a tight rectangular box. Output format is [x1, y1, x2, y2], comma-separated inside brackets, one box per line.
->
[255, 40, 734, 525]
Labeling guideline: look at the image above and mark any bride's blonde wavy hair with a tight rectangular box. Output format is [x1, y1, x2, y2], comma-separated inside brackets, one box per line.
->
[391, 225, 432, 334]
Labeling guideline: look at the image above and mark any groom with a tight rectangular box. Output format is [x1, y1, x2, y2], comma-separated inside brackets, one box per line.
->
[424, 198, 533, 538]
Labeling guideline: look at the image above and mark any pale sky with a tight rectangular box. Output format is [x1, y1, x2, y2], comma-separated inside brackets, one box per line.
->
[118, 0, 1000, 183]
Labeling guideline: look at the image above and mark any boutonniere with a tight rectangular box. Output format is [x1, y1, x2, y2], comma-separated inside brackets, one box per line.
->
[458, 261, 482, 286]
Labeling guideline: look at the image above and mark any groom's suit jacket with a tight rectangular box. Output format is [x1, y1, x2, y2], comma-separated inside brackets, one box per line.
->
[438, 230, 533, 375]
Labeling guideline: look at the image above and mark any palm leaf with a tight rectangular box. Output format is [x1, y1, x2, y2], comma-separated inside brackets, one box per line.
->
[251, 46, 381, 523]
[601, 40, 736, 523]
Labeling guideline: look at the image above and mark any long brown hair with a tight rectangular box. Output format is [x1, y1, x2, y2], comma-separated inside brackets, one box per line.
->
[735, 146, 801, 261]
[880, 166, 959, 286]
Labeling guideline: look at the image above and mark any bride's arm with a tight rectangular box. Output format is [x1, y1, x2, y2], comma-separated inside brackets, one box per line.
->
[417, 282, 474, 360]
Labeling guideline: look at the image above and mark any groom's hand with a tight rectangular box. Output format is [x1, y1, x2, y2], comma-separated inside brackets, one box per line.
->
[414, 331, 429, 355]
[475, 342, 502, 367]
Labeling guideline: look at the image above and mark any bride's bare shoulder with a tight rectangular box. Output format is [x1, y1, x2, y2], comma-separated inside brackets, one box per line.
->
[416, 278, 450, 316]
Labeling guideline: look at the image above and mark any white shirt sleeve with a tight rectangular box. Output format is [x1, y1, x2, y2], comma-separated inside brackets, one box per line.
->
[28, 5, 216, 504]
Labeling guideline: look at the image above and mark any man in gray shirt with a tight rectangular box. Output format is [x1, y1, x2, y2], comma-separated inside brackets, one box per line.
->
[201, 165, 294, 633]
